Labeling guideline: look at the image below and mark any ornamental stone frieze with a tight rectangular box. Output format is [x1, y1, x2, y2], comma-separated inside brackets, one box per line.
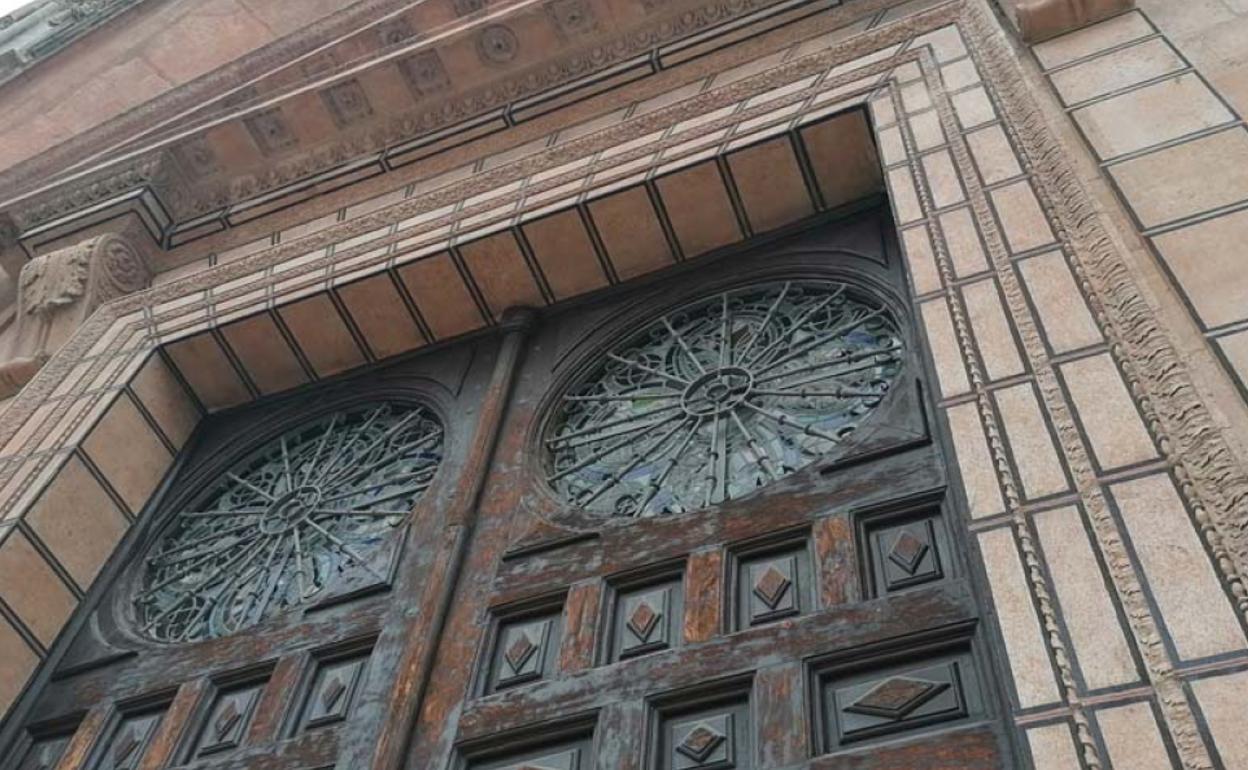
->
[0, 0, 147, 86]
[0, 232, 149, 398]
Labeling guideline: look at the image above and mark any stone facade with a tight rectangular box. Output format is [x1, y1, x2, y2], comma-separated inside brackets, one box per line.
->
[0, 0, 1247, 767]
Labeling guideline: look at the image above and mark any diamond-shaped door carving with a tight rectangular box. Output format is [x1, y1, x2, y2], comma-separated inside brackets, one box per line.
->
[300, 653, 370, 732]
[191, 683, 264, 757]
[676, 721, 728, 764]
[91, 711, 162, 770]
[824, 657, 979, 746]
[843, 676, 949, 719]
[662, 708, 746, 770]
[490, 615, 558, 692]
[887, 532, 929, 575]
[738, 549, 807, 628]
[866, 515, 947, 595]
[752, 565, 792, 610]
[613, 580, 680, 661]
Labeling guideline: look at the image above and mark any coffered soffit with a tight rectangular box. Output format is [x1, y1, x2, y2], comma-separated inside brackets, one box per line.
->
[2, 0, 871, 254]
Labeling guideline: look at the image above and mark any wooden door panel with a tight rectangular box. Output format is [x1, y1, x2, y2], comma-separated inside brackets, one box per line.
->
[3, 344, 503, 770]
[407, 211, 1017, 768]
[4, 211, 1017, 770]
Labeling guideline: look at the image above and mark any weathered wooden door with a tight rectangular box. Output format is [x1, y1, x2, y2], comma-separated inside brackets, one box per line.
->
[399, 209, 1017, 769]
[2, 209, 1017, 770]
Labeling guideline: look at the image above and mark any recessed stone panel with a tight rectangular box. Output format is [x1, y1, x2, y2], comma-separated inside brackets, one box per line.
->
[1050, 37, 1186, 105]
[1095, 701, 1174, 770]
[1109, 127, 1248, 229]
[1074, 73, 1234, 159]
[1110, 474, 1246, 661]
[978, 526, 1061, 708]
[1032, 506, 1138, 690]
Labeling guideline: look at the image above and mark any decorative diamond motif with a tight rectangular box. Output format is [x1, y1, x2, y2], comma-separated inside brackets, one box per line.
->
[504, 631, 538, 673]
[676, 723, 726, 762]
[134, 403, 444, 643]
[545, 281, 904, 518]
[887, 532, 929, 575]
[626, 599, 661, 642]
[213, 699, 242, 739]
[844, 676, 949, 720]
[112, 726, 140, 765]
[320, 675, 347, 712]
[752, 565, 791, 609]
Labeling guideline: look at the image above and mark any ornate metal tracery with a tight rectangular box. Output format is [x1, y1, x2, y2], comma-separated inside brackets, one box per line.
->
[134, 402, 443, 643]
[545, 281, 904, 517]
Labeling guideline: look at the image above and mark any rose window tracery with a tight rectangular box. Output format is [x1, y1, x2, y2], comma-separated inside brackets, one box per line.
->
[134, 402, 443, 643]
[545, 281, 904, 517]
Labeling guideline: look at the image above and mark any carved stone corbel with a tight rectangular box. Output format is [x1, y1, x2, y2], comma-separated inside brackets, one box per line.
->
[1014, 0, 1133, 42]
[0, 233, 150, 398]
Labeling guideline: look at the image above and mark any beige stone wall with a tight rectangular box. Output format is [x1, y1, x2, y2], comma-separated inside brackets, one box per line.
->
[3, 1, 1248, 767]
[0, 0, 348, 172]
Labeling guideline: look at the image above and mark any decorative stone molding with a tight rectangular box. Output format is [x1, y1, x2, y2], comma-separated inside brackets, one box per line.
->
[0, 233, 149, 398]
[0, 0, 147, 87]
[1013, 0, 1133, 42]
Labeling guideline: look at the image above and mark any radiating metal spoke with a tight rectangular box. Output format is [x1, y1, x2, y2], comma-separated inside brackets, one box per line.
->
[738, 399, 843, 444]
[303, 519, 388, 583]
[736, 281, 789, 364]
[312, 508, 409, 518]
[744, 286, 844, 369]
[729, 411, 781, 481]
[580, 417, 693, 507]
[662, 317, 708, 375]
[638, 416, 703, 514]
[607, 352, 691, 387]
[546, 281, 903, 517]
[752, 387, 886, 399]
[177, 509, 268, 520]
[562, 390, 680, 403]
[753, 307, 884, 376]
[136, 402, 442, 642]
[546, 403, 684, 449]
[757, 358, 895, 391]
[227, 472, 275, 502]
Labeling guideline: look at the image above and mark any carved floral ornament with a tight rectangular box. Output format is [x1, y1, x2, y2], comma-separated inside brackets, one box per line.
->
[133, 402, 444, 643]
[544, 280, 904, 517]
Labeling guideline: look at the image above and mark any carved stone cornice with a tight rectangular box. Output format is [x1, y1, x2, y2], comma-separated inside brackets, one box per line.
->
[0, 0, 148, 87]
[1, 0, 870, 253]
[1014, 0, 1133, 42]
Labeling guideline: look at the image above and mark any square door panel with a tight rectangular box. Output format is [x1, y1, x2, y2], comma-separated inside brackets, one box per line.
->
[817, 647, 983, 751]
[485, 609, 563, 694]
[657, 698, 752, 770]
[863, 511, 951, 596]
[293, 650, 372, 734]
[89, 710, 164, 770]
[188, 682, 264, 758]
[734, 541, 812, 630]
[610, 575, 683, 662]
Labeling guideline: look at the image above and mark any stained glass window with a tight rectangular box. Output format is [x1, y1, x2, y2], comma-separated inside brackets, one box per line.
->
[134, 402, 443, 643]
[545, 281, 904, 517]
